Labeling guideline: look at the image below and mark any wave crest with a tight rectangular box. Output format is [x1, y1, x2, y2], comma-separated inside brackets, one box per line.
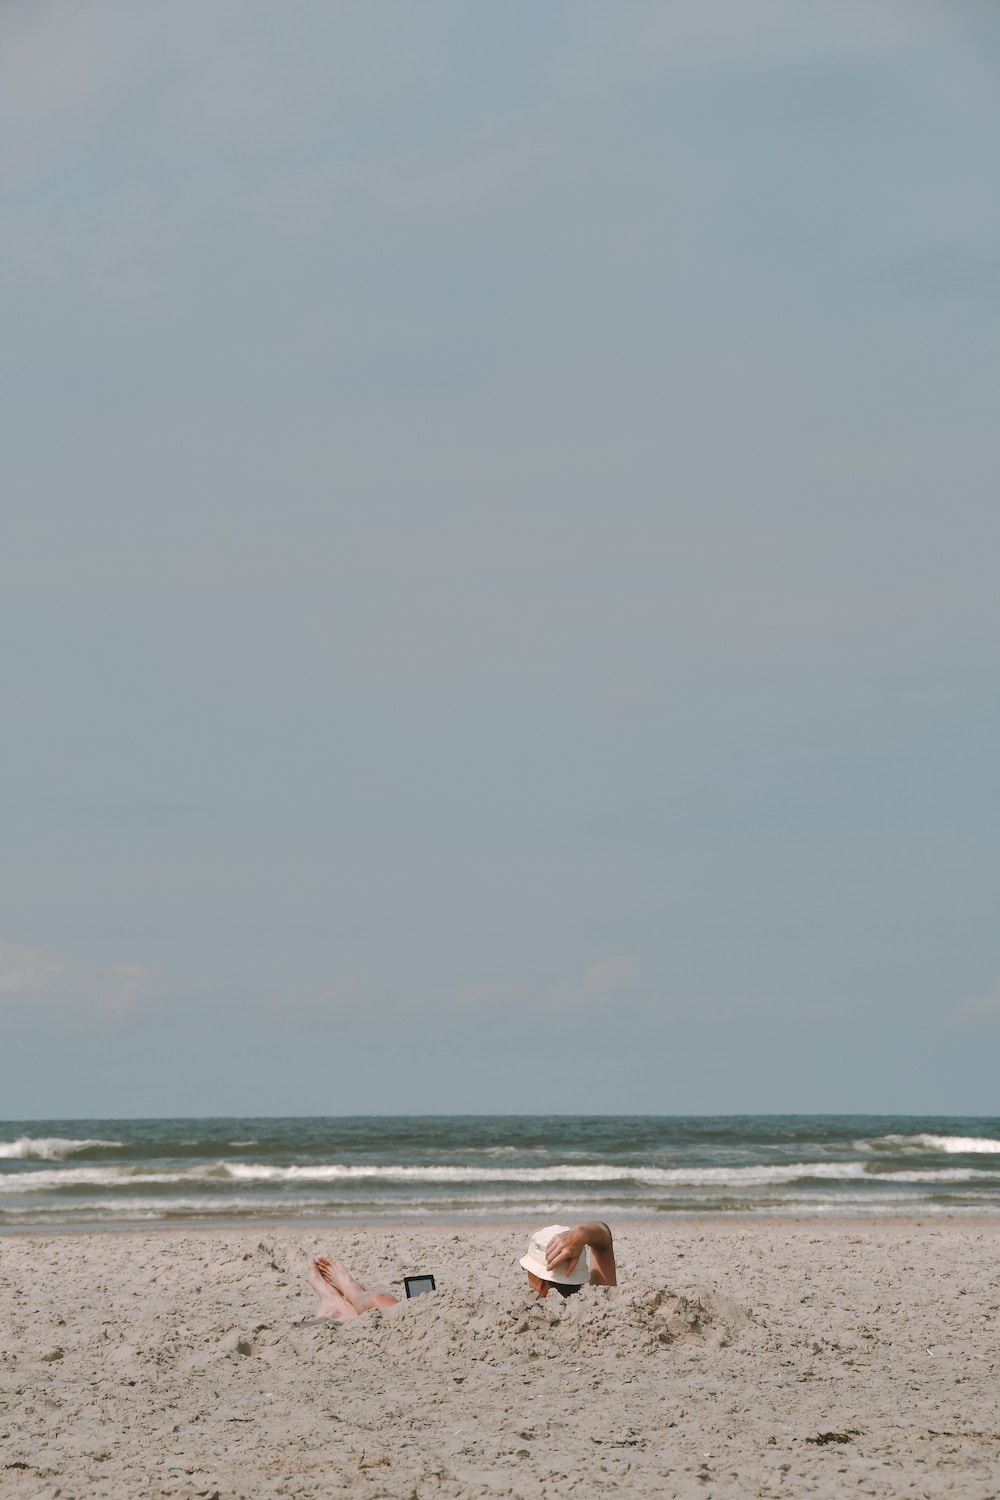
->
[3, 1158, 1000, 1193]
[0, 1136, 121, 1161]
[861, 1133, 1000, 1155]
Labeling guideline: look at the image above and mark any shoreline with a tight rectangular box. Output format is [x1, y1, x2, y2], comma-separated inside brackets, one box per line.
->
[4, 1207, 1000, 1238]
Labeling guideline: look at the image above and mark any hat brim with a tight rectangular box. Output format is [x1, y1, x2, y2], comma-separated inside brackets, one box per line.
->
[520, 1251, 589, 1286]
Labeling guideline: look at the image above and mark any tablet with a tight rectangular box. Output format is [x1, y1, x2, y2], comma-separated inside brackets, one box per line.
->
[404, 1274, 436, 1299]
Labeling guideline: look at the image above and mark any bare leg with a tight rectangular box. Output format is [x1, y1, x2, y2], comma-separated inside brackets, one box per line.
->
[315, 1254, 398, 1313]
[308, 1259, 360, 1322]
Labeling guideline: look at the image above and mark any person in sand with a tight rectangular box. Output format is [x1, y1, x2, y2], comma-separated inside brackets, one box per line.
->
[308, 1221, 616, 1322]
[519, 1220, 616, 1296]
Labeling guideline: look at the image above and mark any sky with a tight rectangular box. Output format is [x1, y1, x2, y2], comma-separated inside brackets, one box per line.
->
[1, 0, 999, 1118]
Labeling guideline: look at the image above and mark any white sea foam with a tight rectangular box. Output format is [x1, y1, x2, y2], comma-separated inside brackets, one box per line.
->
[2, 1186, 996, 1225]
[220, 1161, 875, 1187]
[0, 1136, 121, 1161]
[0, 1193, 632, 1221]
[862, 1133, 1000, 1155]
[3, 1158, 1000, 1194]
[877, 1168, 992, 1183]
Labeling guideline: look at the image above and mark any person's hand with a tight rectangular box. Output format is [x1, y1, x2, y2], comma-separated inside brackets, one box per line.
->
[544, 1226, 587, 1281]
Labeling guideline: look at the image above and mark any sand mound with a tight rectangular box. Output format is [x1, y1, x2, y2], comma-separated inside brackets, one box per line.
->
[340, 1279, 750, 1364]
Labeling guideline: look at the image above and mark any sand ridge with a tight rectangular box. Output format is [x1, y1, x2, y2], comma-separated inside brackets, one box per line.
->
[1, 1219, 1000, 1497]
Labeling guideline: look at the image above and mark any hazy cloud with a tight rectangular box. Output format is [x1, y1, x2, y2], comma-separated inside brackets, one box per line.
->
[447, 960, 637, 1018]
[0, 935, 152, 1021]
[942, 980, 1000, 1032]
[269, 977, 374, 1017]
[580, 958, 638, 995]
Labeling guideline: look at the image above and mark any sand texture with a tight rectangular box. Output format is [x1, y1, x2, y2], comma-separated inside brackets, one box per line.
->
[2, 1219, 1000, 1498]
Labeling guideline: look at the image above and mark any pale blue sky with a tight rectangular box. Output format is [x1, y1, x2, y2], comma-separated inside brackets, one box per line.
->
[1, 1, 998, 1116]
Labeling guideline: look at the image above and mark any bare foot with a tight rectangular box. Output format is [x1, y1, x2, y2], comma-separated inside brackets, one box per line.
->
[315, 1255, 372, 1313]
[308, 1259, 359, 1322]
[315, 1254, 399, 1313]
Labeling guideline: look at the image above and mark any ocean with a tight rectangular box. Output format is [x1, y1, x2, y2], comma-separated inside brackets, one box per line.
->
[1, 1116, 999, 1230]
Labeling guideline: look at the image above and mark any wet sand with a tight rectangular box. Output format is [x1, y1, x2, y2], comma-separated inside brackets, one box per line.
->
[2, 1218, 999, 1498]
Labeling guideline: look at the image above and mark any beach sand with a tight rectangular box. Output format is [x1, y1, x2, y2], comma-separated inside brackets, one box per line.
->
[2, 1218, 999, 1498]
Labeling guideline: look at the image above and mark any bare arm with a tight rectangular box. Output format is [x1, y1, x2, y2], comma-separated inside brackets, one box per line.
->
[544, 1222, 617, 1286]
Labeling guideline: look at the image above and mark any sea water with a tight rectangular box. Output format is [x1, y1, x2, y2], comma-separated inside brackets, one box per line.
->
[1, 1115, 999, 1229]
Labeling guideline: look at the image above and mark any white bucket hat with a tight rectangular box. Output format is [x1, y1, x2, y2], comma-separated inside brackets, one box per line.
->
[519, 1224, 590, 1286]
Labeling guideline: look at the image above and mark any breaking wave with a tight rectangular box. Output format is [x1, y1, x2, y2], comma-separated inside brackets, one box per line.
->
[861, 1134, 1000, 1155]
[2, 1159, 999, 1194]
[0, 1136, 121, 1161]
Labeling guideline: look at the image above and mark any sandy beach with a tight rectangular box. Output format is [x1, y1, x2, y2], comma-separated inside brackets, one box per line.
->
[2, 1218, 999, 1498]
